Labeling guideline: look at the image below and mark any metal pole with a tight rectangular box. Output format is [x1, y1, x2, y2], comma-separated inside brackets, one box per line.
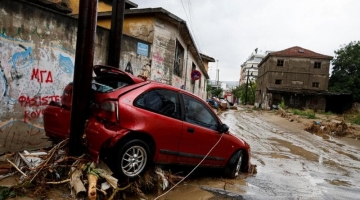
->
[244, 70, 249, 105]
[216, 60, 219, 86]
[69, 0, 98, 156]
[108, 0, 125, 68]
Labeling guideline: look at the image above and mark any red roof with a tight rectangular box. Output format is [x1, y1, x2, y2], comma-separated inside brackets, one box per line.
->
[269, 46, 333, 59]
[258, 46, 333, 67]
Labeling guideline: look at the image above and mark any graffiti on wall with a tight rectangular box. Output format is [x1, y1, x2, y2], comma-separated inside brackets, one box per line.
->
[0, 27, 75, 153]
[152, 51, 170, 84]
[121, 54, 152, 80]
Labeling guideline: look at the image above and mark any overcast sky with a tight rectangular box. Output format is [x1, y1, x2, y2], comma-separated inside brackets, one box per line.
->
[133, 0, 360, 82]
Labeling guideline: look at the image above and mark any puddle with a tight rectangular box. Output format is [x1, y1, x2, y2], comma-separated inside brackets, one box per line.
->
[269, 153, 291, 159]
[268, 138, 319, 162]
[334, 150, 360, 161]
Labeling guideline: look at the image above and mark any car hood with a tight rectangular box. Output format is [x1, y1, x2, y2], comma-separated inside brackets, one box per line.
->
[93, 65, 145, 84]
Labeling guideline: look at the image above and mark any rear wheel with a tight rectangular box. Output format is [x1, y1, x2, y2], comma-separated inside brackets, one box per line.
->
[114, 139, 150, 178]
[224, 150, 245, 179]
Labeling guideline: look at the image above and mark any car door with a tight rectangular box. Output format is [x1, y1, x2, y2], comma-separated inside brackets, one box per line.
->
[177, 93, 227, 166]
[132, 88, 183, 164]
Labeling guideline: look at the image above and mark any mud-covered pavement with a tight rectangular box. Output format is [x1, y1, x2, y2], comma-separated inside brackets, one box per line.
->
[150, 107, 360, 200]
[3, 107, 360, 200]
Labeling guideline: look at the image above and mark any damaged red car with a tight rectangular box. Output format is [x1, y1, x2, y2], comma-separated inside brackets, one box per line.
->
[43, 65, 251, 179]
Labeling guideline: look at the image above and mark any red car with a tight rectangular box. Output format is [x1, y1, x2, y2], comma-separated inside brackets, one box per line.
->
[44, 65, 251, 179]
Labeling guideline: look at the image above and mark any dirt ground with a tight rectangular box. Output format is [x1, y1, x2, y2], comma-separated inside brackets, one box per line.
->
[260, 108, 360, 142]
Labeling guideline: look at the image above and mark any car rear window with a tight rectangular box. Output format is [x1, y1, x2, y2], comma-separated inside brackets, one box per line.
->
[92, 75, 132, 92]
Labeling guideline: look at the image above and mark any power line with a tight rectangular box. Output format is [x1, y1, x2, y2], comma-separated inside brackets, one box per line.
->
[179, 0, 202, 52]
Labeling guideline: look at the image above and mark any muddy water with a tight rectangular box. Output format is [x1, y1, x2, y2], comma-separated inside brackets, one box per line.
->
[149, 108, 360, 200]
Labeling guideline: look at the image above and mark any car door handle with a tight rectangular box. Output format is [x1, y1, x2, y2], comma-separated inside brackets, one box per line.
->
[187, 127, 194, 133]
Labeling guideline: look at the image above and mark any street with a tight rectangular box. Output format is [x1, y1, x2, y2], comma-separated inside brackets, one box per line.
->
[150, 107, 360, 200]
[3, 107, 360, 200]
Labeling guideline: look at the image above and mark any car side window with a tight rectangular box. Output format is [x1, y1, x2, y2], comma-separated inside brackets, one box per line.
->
[183, 94, 218, 130]
[135, 89, 181, 119]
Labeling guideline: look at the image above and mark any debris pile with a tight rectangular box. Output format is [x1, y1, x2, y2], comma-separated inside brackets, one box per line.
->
[0, 139, 183, 200]
[277, 109, 301, 123]
[304, 120, 352, 137]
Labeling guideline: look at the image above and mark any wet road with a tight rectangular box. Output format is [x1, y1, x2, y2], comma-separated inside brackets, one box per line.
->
[155, 108, 360, 200]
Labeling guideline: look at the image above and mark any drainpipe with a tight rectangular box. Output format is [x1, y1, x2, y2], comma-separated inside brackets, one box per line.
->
[107, 0, 125, 68]
[69, 0, 98, 156]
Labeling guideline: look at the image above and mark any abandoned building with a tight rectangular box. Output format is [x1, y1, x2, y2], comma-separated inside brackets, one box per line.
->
[255, 46, 334, 111]
[0, 0, 214, 153]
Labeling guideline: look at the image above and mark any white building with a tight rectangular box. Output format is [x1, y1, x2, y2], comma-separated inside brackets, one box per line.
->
[239, 50, 272, 85]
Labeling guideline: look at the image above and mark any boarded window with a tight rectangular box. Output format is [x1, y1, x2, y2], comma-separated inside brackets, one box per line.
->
[275, 79, 282, 85]
[312, 82, 320, 87]
[277, 59, 284, 66]
[314, 62, 321, 69]
[174, 40, 184, 77]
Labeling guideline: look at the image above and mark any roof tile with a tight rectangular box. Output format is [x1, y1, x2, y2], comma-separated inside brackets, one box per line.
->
[269, 46, 333, 59]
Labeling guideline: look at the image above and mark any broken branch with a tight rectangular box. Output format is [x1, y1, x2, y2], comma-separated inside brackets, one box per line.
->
[6, 158, 27, 177]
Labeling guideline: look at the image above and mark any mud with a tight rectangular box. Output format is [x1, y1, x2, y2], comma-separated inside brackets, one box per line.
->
[149, 107, 360, 199]
[2, 106, 360, 199]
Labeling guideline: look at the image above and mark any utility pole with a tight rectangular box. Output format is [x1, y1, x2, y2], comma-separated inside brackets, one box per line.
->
[215, 60, 218, 86]
[107, 0, 125, 68]
[244, 70, 249, 105]
[69, 0, 98, 156]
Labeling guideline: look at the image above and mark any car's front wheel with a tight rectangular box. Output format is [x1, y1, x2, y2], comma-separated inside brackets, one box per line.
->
[114, 139, 150, 178]
[224, 150, 245, 179]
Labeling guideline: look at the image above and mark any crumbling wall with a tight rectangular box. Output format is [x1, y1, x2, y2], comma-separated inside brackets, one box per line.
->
[0, 0, 108, 153]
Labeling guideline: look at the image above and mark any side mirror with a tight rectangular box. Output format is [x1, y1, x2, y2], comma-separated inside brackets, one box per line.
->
[219, 124, 229, 133]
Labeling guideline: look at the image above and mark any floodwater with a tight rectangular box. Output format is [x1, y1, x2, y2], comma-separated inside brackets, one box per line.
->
[148, 108, 360, 200]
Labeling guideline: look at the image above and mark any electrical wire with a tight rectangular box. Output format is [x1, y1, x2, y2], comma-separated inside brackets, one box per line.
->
[154, 131, 225, 200]
[179, 0, 202, 52]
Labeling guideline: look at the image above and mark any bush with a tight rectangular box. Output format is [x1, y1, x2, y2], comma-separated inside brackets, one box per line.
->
[291, 109, 316, 119]
[351, 114, 360, 125]
[279, 98, 286, 109]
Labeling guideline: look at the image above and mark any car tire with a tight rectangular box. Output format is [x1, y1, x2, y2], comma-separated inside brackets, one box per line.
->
[224, 150, 245, 179]
[114, 139, 150, 179]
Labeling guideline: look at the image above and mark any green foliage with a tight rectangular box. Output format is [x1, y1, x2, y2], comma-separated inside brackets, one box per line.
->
[351, 114, 360, 125]
[231, 82, 256, 104]
[206, 82, 212, 92]
[279, 97, 286, 109]
[329, 41, 360, 102]
[291, 109, 316, 119]
[211, 88, 223, 98]
[0, 186, 16, 200]
[206, 81, 223, 98]
[231, 86, 242, 99]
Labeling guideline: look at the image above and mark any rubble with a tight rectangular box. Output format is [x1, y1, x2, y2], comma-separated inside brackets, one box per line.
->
[305, 120, 352, 137]
[0, 139, 185, 199]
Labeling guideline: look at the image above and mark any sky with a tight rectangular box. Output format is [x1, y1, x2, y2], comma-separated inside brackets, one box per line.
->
[132, 0, 360, 82]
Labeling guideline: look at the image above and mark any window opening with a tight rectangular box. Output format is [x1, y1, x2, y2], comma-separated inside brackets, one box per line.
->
[277, 59, 284, 66]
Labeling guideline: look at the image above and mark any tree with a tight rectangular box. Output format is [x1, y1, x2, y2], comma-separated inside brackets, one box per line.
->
[329, 41, 360, 102]
[211, 87, 223, 98]
[231, 82, 256, 105]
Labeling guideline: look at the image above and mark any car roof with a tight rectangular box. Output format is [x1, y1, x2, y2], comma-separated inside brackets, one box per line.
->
[146, 81, 205, 101]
